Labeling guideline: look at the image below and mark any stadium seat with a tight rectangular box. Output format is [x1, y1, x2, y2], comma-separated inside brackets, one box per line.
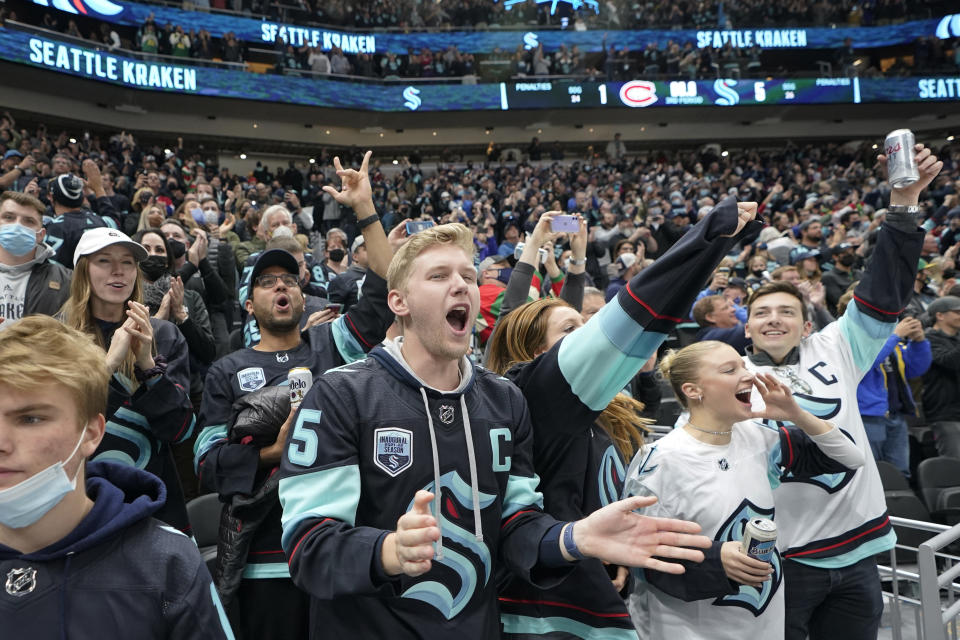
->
[884, 490, 932, 564]
[917, 457, 960, 514]
[876, 460, 910, 492]
[187, 493, 222, 574]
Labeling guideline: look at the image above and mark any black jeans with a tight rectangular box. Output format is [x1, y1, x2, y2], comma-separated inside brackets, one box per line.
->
[784, 556, 883, 640]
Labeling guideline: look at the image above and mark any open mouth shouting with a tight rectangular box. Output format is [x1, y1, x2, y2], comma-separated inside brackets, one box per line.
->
[446, 303, 471, 336]
[274, 293, 291, 313]
[735, 386, 753, 406]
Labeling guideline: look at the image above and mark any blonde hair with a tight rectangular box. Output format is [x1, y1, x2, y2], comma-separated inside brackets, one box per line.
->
[0, 315, 110, 423]
[488, 297, 649, 459]
[61, 254, 150, 386]
[659, 341, 724, 409]
[387, 223, 475, 294]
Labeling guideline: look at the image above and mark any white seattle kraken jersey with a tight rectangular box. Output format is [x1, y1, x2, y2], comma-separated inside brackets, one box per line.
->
[624, 424, 786, 640]
[744, 304, 895, 567]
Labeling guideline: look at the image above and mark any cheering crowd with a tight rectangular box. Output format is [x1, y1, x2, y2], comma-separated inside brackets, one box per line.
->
[0, 118, 958, 640]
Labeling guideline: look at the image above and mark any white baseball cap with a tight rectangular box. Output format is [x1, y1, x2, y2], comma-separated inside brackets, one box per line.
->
[74, 227, 148, 266]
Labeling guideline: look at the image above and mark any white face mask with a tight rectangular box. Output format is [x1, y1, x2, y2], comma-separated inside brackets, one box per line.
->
[0, 427, 86, 529]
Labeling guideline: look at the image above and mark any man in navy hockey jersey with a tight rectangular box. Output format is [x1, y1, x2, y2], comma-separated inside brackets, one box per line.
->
[278, 222, 716, 639]
[194, 151, 394, 640]
[0, 315, 233, 639]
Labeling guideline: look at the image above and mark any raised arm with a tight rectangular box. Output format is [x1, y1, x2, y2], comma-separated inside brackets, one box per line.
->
[838, 144, 941, 375]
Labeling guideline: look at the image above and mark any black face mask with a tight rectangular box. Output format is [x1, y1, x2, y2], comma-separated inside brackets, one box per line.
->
[752, 268, 765, 277]
[328, 248, 345, 263]
[140, 255, 169, 281]
[168, 238, 186, 259]
[838, 254, 856, 267]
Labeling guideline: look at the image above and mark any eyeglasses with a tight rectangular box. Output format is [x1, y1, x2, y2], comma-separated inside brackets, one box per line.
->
[773, 366, 812, 395]
[255, 273, 299, 288]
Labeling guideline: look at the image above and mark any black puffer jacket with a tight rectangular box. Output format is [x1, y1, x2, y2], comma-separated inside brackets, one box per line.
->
[214, 385, 290, 606]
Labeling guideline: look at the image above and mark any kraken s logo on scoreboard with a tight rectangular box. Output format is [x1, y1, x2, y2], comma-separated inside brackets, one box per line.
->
[713, 79, 740, 106]
[936, 14, 960, 39]
[619, 80, 658, 108]
[401, 471, 496, 619]
[713, 499, 782, 617]
[402, 86, 422, 111]
[523, 32, 539, 50]
[31, 0, 124, 16]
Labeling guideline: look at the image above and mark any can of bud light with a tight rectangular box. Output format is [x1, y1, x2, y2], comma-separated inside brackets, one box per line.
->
[288, 367, 313, 409]
[741, 518, 777, 563]
[884, 129, 919, 189]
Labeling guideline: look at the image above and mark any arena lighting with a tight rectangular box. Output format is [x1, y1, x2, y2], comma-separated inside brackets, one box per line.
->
[721, 150, 729, 157]
[948, 135, 956, 141]
[239, 153, 247, 159]
[432, 131, 437, 136]
[379, 132, 384, 137]
[325, 130, 331, 135]
[392, 159, 399, 165]
[872, 144, 879, 149]
[309, 158, 315, 164]
[69, 138, 76, 143]
[252, 123, 258, 128]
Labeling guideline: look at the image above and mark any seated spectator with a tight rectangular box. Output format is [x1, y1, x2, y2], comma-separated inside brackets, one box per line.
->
[820, 243, 861, 314]
[497, 221, 521, 258]
[0, 315, 233, 639]
[62, 228, 194, 533]
[326, 235, 367, 312]
[581, 285, 606, 321]
[692, 294, 751, 355]
[474, 253, 512, 346]
[0, 191, 71, 327]
[921, 296, 960, 460]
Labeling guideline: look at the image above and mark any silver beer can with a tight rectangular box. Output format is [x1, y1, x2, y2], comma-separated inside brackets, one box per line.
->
[884, 129, 919, 189]
[288, 367, 313, 409]
[741, 517, 777, 563]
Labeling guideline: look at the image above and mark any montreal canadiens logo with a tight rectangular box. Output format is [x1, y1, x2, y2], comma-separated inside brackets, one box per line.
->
[619, 81, 658, 108]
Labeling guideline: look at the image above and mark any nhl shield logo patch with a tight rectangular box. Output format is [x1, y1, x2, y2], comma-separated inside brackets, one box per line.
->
[374, 428, 413, 477]
[438, 404, 455, 425]
[237, 367, 266, 392]
[5, 567, 37, 597]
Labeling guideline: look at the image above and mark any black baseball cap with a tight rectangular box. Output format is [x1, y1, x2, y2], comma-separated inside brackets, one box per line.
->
[250, 249, 299, 285]
[51, 173, 85, 208]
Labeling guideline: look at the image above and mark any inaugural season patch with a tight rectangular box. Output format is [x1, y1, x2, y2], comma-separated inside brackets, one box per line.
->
[237, 367, 266, 392]
[374, 428, 413, 477]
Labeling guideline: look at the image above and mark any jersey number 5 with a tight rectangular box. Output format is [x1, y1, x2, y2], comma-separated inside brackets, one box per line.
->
[288, 409, 321, 467]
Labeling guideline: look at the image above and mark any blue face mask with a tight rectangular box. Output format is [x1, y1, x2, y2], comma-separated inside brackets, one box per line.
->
[495, 267, 513, 285]
[0, 223, 38, 257]
[0, 427, 86, 529]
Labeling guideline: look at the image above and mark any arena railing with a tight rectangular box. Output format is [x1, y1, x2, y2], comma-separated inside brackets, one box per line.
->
[916, 518, 960, 639]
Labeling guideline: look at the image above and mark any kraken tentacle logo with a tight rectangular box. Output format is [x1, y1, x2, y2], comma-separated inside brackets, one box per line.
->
[402, 86, 421, 111]
[597, 443, 625, 507]
[401, 471, 496, 619]
[936, 15, 960, 39]
[713, 79, 740, 106]
[32, 0, 125, 17]
[712, 499, 782, 616]
[766, 393, 856, 493]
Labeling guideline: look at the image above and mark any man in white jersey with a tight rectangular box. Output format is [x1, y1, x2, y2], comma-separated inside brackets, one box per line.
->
[742, 144, 942, 640]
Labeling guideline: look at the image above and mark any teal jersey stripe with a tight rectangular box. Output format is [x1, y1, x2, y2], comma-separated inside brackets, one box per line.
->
[209, 583, 237, 639]
[193, 424, 228, 471]
[331, 316, 367, 363]
[240, 562, 291, 579]
[114, 406, 149, 429]
[790, 529, 897, 569]
[98, 421, 152, 469]
[502, 473, 544, 519]
[501, 614, 638, 639]
[838, 302, 895, 375]
[558, 298, 667, 411]
[279, 464, 361, 551]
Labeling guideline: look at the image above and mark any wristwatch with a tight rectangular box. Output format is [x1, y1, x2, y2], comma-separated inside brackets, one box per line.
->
[568, 257, 587, 266]
[887, 205, 922, 215]
[357, 213, 380, 230]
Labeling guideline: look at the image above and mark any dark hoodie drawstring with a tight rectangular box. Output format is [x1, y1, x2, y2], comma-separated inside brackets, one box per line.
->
[60, 552, 74, 640]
